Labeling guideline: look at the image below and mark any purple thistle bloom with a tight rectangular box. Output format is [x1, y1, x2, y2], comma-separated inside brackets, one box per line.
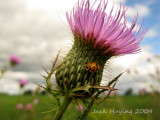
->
[139, 88, 146, 95]
[25, 103, 32, 111]
[33, 98, 39, 104]
[76, 104, 84, 112]
[9, 54, 21, 66]
[16, 103, 23, 110]
[19, 78, 28, 87]
[66, 0, 146, 56]
[104, 91, 116, 96]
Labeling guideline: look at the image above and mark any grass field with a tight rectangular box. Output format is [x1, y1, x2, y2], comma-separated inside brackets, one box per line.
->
[0, 94, 159, 120]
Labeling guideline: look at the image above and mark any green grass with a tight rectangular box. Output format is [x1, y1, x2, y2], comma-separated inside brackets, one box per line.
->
[0, 94, 159, 120]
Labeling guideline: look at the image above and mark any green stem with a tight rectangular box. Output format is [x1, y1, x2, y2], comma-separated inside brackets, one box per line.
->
[77, 98, 95, 120]
[77, 73, 122, 120]
[53, 96, 72, 120]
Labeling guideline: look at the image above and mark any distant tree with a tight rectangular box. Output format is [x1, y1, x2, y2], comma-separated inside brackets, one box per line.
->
[125, 88, 133, 96]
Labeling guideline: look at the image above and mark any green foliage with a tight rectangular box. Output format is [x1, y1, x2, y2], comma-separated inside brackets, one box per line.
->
[0, 94, 159, 120]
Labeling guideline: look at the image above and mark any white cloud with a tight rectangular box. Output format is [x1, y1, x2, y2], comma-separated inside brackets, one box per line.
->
[105, 46, 160, 94]
[126, 4, 150, 17]
[145, 29, 158, 38]
[0, 0, 158, 95]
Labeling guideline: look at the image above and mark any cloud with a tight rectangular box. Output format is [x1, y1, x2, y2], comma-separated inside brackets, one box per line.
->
[0, 0, 72, 71]
[126, 4, 150, 17]
[105, 46, 160, 94]
[145, 29, 158, 38]
[0, 0, 159, 95]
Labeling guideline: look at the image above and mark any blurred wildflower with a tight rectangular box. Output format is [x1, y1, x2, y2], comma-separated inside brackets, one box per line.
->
[33, 99, 39, 104]
[19, 79, 28, 88]
[147, 58, 151, 62]
[76, 104, 84, 112]
[9, 54, 21, 66]
[25, 103, 32, 111]
[104, 91, 116, 96]
[0, 54, 21, 78]
[16, 103, 23, 110]
[139, 88, 146, 95]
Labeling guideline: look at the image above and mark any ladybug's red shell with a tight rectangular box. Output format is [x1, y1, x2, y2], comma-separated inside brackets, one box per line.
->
[86, 62, 99, 72]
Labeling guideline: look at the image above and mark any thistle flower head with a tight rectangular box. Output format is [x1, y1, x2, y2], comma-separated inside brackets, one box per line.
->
[9, 54, 21, 66]
[104, 90, 116, 96]
[19, 79, 28, 87]
[42, 1, 146, 119]
[25, 103, 32, 111]
[16, 103, 23, 110]
[33, 99, 39, 104]
[55, 0, 146, 98]
[76, 104, 84, 112]
[66, 0, 146, 56]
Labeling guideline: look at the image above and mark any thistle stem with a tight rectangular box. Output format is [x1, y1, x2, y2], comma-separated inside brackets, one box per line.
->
[77, 98, 95, 120]
[77, 74, 121, 120]
[53, 96, 72, 120]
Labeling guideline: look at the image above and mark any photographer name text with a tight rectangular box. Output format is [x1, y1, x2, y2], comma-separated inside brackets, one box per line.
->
[92, 108, 153, 115]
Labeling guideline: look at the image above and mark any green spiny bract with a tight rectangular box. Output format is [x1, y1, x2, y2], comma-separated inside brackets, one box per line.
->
[55, 34, 110, 98]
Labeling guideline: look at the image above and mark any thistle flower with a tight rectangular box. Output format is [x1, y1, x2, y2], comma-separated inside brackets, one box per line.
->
[19, 79, 28, 88]
[66, 0, 146, 56]
[104, 91, 116, 96]
[147, 58, 151, 62]
[76, 104, 84, 112]
[139, 88, 146, 95]
[33, 98, 39, 104]
[25, 103, 32, 111]
[55, 0, 145, 97]
[46, 0, 146, 119]
[16, 103, 23, 110]
[9, 54, 21, 66]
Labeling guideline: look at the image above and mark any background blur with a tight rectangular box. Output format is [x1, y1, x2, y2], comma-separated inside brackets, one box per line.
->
[0, 0, 160, 95]
[0, 0, 160, 120]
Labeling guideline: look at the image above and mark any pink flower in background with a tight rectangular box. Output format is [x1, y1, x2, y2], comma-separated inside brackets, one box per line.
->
[147, 58, 151, 62]
[76, 104, 84, 112]
[66, 0, 146, 57]
[25, 103, 32, 111]
[19, 79, 28, 87]
[33, 98, 39, 104]
[104, 91, 116, 96]
[139, 88, 146, 95]
[9, 54, 21, 66]
[16, 103, 23, 110]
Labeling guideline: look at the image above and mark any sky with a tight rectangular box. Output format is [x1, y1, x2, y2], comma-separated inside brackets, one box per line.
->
[0, 0, 160, 95]
[125, 0, 160, 54]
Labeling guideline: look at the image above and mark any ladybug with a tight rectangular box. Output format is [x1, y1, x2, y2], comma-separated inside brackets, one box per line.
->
[86, 62, 100, 72]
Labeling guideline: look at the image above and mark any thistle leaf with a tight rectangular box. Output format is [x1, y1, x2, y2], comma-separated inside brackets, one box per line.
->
[70, 85, 92, 93]
[40, 109, 56, 114]
[107, 71, 125, 86]
[92, 85, 118, 91]
[40, 64, 49, 74]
